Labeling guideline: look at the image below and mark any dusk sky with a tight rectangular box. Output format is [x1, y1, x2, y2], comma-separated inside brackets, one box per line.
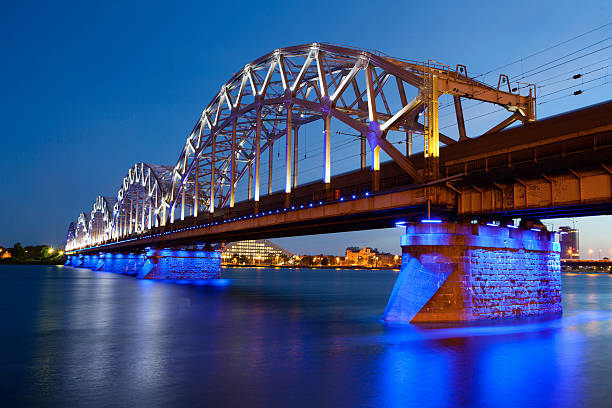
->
[1, 1, 611, 256]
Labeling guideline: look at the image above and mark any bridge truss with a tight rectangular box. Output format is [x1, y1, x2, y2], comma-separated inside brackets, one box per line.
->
[66, 43, 536, 251]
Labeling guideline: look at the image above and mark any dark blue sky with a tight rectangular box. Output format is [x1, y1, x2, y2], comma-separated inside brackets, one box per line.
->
[1, 1, 611, 256]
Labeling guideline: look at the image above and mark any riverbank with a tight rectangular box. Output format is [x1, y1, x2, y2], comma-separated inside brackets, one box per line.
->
[0, 258, 67, 266]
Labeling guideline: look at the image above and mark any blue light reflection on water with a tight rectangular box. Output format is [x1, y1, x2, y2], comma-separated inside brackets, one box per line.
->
[0, 266, 611, 407]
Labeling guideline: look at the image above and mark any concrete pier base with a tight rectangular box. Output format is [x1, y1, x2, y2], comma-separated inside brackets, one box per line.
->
[383, 222, 562, 323]
[66, 255, 83, 267]
[80, 254, 103, 270]
[66, 248, 221, 280]
[99, 253, 146, 274]
[138, 248, 221, 280]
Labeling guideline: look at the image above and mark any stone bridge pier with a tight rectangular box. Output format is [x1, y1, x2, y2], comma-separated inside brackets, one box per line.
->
[383, 222, 562, 323]
[65, 247, 221, 280]
[137, 248, 221, 280]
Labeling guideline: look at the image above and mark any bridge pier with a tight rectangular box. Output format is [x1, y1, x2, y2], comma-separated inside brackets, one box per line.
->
[100, 252, 146, 274]
[80, 254, 104, 270]
[383, 222, 562, 323]
[65, 254, 83, 267]
[138, 248, 221, 280]
[66, 248, 221, 280]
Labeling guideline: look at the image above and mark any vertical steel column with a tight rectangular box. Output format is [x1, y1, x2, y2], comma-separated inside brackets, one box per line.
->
[135, 187, 140, 232]
[424, 75, 440, 159]
[210, 134, 216, 214]
[285, 106, 292, 194]
[161, 202, 166, 227]
[406, 130, 413, 156]
[372, 146, 380, 171]
[268, 140, 273, 195]
[230, 118, 237, 208]
[140, 188, 145, 232]
[293, 126, 299, 188]
[170, 202, 175, 226]
[360, 133, 366, 170]
[129, 191, 133, 234]
[323, 114, 331, 185]
[254, 107, 261, 204]
[365, 65, 379, 190]
[424, 73, 440, 182]
[194, 157, 199, 218]
[181, 184, 185, 221]
[121, 206, 125, 237]
[248, 162, 253, 201]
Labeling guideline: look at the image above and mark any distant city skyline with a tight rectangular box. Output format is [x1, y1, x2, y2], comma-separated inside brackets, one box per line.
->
[1, 1, 611, 255]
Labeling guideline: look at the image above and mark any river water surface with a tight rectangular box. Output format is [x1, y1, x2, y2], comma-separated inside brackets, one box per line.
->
[1, 265, 611, 407]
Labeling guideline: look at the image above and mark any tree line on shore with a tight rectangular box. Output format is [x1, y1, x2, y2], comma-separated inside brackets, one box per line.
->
[0, 243, 67, 265]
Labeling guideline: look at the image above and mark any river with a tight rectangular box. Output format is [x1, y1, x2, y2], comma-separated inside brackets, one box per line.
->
[1, 265, 611, 407]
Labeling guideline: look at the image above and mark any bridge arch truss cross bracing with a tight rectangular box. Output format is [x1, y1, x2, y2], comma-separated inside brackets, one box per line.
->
[65, 163, 175, 251]
[111, 163, 174, 241]
[165, 43, 535, 226]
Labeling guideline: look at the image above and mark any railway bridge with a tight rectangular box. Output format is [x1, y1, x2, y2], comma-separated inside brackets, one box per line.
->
[64, 43, 612, 322]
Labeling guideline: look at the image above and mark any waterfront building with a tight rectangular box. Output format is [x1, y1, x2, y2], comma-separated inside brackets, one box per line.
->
[345, 246, 399, 267]
[0, 247, 10, 259]
[345, 246, 375, 265]
[221, 239, 294, 264]
[559, 226, 580, 259]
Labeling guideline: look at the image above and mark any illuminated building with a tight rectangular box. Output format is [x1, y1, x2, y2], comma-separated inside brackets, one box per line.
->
[558, 226, 579, 259]
[221, 240, 294, 264]
[345, 246, 399, 267]
[345, 246, 375, 265]
[0, 248, 10, 259]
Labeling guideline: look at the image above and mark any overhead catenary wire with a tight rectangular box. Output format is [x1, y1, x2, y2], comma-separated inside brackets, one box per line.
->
[436, 26, 612, 115]
[434, 25, 612, 134]
[472, 21, 612, 80]
[538, 71, 612, 99]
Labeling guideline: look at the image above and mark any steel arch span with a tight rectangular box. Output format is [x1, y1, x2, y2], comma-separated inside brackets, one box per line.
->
[65, 42, 536, 251]
[164, 42, 534, 226]
[66, 163, 177, 251]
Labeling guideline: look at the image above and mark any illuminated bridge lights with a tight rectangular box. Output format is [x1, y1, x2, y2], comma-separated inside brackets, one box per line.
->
[68, 190, 380, 253]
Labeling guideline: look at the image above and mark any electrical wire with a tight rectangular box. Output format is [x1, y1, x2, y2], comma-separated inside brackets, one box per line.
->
[538, 71, 612, 99]
[473, 21, 612, 79]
